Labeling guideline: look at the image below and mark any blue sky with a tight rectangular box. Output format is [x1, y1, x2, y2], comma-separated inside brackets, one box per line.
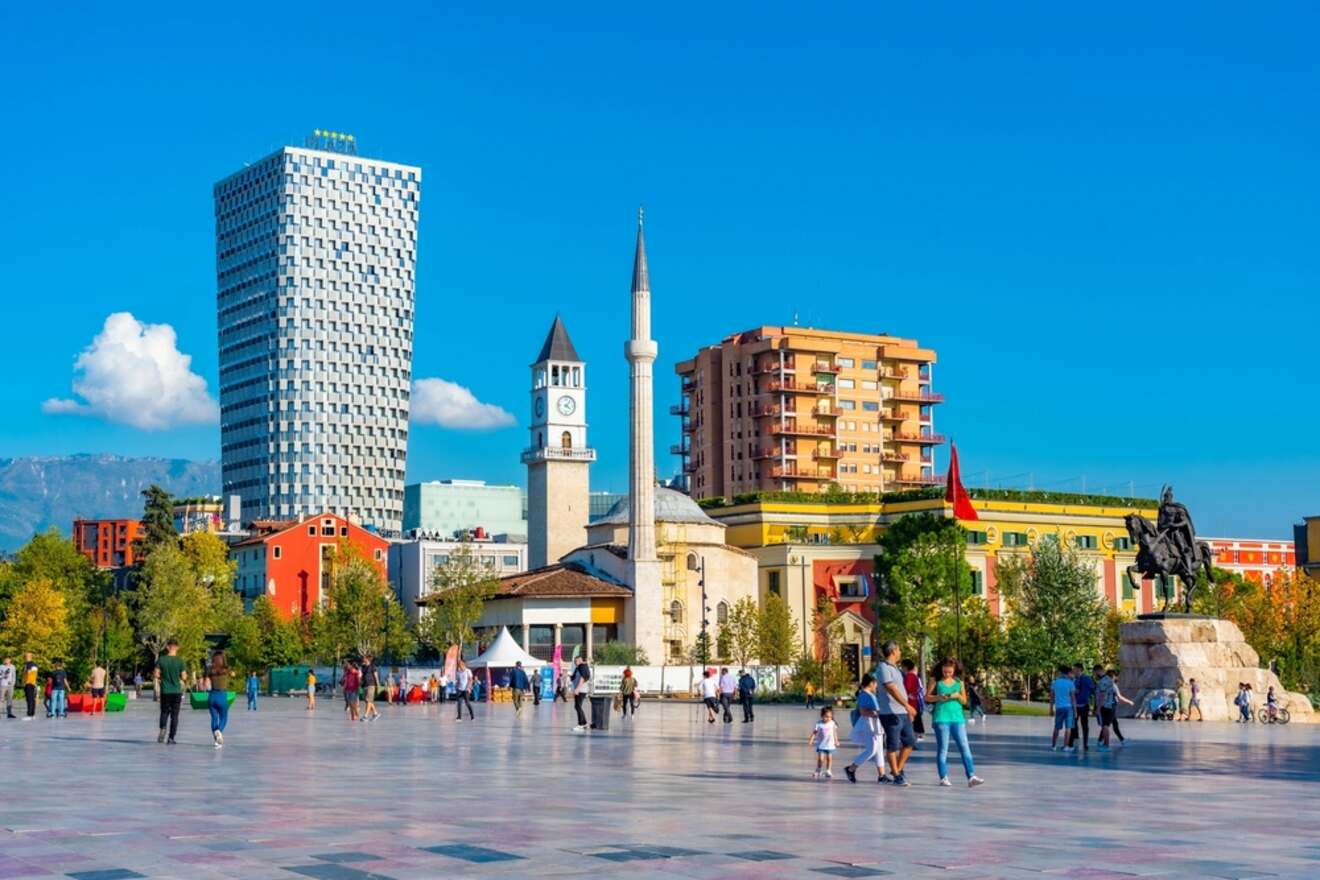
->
[1, 3, 1316, 537]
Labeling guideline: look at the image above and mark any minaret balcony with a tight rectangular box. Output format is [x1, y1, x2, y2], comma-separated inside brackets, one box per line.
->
[520, 447, 598, 465]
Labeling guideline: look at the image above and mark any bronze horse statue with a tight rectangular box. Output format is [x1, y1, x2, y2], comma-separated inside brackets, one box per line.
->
[1124, 512, 1214, 613]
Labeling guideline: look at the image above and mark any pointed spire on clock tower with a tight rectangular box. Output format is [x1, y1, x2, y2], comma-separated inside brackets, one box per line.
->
[523, 315, 594, 568]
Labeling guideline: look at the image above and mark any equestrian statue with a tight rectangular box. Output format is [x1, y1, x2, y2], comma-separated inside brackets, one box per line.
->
[1124, 486, 1214, 614]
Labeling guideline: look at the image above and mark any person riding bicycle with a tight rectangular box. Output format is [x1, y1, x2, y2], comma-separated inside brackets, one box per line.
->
[1265, 686, 1279, 721]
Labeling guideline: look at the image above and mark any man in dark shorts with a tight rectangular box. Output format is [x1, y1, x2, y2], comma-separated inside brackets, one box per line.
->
[876, 640, 917, 786]
[154, 640, 187, 744]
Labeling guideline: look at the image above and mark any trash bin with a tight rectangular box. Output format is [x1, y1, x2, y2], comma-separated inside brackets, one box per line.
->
[590, 695, 611, 730]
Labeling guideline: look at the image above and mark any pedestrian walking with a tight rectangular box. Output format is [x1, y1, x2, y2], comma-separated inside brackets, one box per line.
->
[966, 676, 987, 725]
[809, 706, 839, 779]
[306, 668, 317, 711]
[1188, 678, 1203, 721]
[1050, 665, 1077, 752]
[246, 671, 260, 711]
[738, 669, 756, 722]
[1175, 678, 1190, 722]
[1070, 664, 1095, 750]
[876, 640, 917, 786]
[22, 654, 39, 720]
[717, 667, 736, 723]
[843, 674, 887, 783]
[570, 656, 591, 732]
[804, 679, 816, 710]
[454, 661, 475, 721]
[87, 663, 107, 714]
[206, 650, 232, 749]
[1097, 668, 1133, 749]
[510, 661, 530, 716]
[360, 655, 381, 722]
[154, 640, 187, 744]
[1234, 683, 1252, 722]
[697, 668, 720, 724]
[133, 671, 143, 698]
[901, 659, 925, 741]
[927, 659, 984, 788]
[0, 656, 16, 719]
[342, 662, 361, 721]
[619, 666, 638, 718]
[531, 666, 543, 706]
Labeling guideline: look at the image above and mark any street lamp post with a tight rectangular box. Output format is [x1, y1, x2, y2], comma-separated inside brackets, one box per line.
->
[698, 557, 709, 666]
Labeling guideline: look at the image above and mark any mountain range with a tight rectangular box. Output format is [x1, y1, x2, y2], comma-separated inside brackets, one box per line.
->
[0, 454, 221, 552]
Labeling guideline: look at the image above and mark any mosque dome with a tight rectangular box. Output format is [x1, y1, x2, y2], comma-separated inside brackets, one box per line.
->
[598, 487, 721, 526]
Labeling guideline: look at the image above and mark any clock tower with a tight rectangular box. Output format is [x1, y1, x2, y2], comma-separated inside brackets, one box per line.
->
[522, 316, 595, 568]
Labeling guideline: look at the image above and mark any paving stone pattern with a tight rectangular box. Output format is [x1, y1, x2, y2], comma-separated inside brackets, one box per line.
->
[1, 699, 1317, 878]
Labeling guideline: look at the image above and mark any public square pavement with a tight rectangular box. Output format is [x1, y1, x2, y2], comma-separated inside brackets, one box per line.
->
[1, 697, 1318, 880]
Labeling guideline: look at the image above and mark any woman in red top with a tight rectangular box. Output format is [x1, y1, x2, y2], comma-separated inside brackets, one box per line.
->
[901, 658, 926, 741]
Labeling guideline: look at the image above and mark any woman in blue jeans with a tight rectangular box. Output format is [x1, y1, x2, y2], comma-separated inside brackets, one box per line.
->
[205, 650, 232, 750]
[925, 659, 984, 788]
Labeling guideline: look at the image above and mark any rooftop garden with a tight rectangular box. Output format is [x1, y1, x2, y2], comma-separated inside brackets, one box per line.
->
[695, 486, 1157, 511]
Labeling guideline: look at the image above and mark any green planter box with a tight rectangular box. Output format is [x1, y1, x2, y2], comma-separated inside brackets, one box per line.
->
[189, 691, 237, 710]
[106, 692, 127, 712]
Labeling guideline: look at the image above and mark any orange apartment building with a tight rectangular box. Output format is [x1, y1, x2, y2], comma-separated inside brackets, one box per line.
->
[673, 326, 943, 500]
[72, 518, 143, 569]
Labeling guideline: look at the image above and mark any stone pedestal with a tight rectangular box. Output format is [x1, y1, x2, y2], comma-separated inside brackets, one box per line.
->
[1118, 617, 1314, 722]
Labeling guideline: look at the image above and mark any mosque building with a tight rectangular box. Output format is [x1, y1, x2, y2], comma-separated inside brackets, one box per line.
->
[422, 212, 759, 665]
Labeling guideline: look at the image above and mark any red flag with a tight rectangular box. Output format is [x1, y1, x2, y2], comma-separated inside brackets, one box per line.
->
[945, 443, 979, 521]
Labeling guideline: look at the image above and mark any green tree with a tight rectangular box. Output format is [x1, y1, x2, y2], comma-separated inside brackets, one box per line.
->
[416, 542, 498, 655]
[0, 578, 70, 668]
[250, 595, 306, 669]
[758, 593, 798, 669]
[722, 597, 761, 668]
[316, 540, 415, 661]
[593, 641, 649, 665]
[86, 597, 137, 672]
[997, 536, 1108, 696]
[930, 595, 1003, 680]
[138, 484, 178, 558]
[873, 514, 971, 663]
[133, 541, 212, 665]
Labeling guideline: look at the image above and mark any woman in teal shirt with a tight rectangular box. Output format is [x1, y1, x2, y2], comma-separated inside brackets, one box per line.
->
[926, 659, 984, 788]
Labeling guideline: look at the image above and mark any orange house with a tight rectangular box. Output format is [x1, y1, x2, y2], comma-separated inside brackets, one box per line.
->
[230, 513, 389, 619]
[73, 518, 143, 569]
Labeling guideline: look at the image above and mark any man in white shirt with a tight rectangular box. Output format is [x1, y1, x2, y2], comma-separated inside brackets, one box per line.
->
[717, 667, 737, 723]
[696, 669, 720, 723]
[0, 657, 15, 719]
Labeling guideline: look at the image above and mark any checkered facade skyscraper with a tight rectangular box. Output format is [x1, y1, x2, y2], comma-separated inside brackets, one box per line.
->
[215, 142, 420, 532]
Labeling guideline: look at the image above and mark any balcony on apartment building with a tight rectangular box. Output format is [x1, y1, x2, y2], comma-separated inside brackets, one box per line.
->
[680, 377, 697, 392]
[669, 442, 689, 456]
[889, 390, 945, 404]
[890, 473, 942, 487]
[880, 407, 907, 422]
[881, 450, 909, 463]
[750, 447, 790, 460]
[813, 448, 842, 461]
[809, 360, 839, 374]
[770, 465, 836, 480]
[891, 431, 946, 445]
[766, 378, 832, 394]
[769, 422, 835, 438]
[669, 401, 689, 416]
[750, 360, 795, 375]
[878, 367, 911, 381]
[812, 404, 839, 418]
[750, 403, 793, 418]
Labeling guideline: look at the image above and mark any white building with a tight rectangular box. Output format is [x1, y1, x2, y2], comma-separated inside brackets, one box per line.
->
[390, 535, 527, 623]
[402, 480, 526, 540]
[214, 133, 420, 533]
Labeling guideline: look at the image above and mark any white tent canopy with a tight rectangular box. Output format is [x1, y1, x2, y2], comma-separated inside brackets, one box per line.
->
[467, 626, 545, 669]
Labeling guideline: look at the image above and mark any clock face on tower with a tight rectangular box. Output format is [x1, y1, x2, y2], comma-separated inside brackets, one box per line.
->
[557, 395, 576, 416]
[535, 397, 544, 418]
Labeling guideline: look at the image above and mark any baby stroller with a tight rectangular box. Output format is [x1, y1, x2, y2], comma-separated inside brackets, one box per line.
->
[1147, 692, 1177, 721]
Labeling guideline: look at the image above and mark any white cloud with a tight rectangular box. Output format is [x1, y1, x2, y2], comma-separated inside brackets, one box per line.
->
[42, 312, 219, 431]
[412, 377, 515, 430]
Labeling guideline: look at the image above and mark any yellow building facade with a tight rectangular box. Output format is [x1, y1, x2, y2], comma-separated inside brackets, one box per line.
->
[706, 491, 1161, 664]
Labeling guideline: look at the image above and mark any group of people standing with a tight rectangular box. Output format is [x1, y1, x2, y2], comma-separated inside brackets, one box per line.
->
[1050, 663, 1133, 752]
[1, 654, 121, 720]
